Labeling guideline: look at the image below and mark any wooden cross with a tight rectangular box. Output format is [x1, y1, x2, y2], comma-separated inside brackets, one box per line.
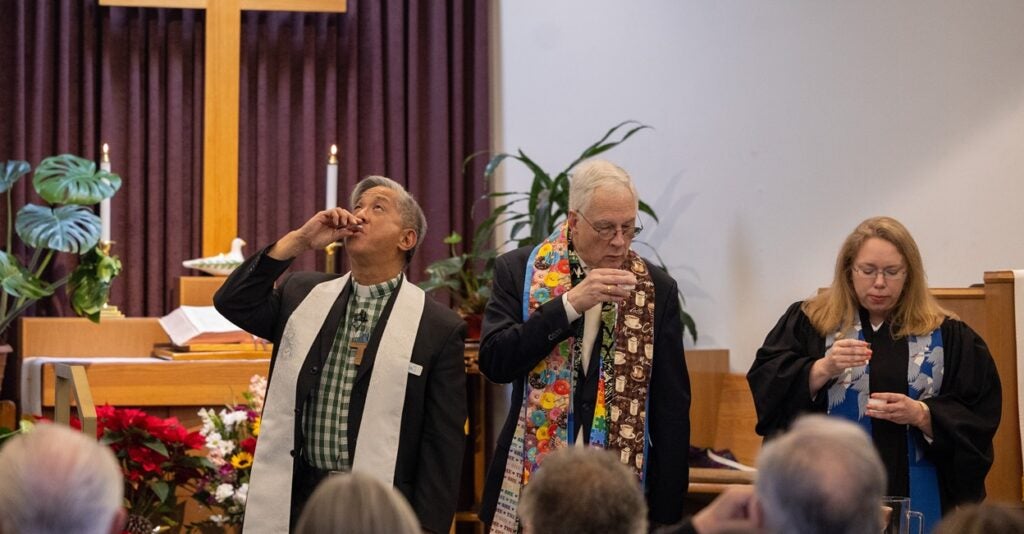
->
[99, 0, 347, 257]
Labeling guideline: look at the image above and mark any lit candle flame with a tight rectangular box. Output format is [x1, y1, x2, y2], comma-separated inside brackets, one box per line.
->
[102, 143, 110, 163]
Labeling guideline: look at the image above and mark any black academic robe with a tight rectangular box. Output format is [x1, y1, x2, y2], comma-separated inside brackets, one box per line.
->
[747, 301, 1001, 512]
[477, 245, 691, 527]
[214, 246, 467, 533]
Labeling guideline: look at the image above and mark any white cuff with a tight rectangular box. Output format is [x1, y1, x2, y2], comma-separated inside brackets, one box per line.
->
[563, 293, 582, 322]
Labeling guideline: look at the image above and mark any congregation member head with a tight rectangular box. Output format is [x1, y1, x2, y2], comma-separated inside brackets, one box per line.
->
[215, 175, 467, 533]
[0, 423, 125, 534]
[518, 447, 647, 534]
[478, 158, 690, 530]
[756, 415, 886, 534]
[933, 502, 1024, 534]
[294, 472, 421, 534]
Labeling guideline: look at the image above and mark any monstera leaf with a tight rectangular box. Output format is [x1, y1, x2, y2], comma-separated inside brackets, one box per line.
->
[0, 250, 55, 300]
[68, 246, 123, 321]
[0, 154, 124, 338]
[15, 204, 101, 253]
[32, 154, 121, 205]
[0, 160, 30, 194]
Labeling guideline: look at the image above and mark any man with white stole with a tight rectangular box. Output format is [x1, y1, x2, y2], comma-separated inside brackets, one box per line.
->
[214, 176, 467, 534]
[478, 159, 691, 532]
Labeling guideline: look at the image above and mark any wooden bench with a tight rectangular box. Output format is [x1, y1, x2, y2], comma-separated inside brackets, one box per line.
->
[686, 349, 760, 496]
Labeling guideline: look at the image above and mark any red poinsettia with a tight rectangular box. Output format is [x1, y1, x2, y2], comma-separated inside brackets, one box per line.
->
[90, 405, 209, 531]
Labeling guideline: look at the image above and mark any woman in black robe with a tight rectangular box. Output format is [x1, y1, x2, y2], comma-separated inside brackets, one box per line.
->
[747, 216, 1000, 532]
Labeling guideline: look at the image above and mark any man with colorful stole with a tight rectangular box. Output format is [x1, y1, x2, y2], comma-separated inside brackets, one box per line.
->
[214, 176, 467, 534]
[478, 159, 691, 531]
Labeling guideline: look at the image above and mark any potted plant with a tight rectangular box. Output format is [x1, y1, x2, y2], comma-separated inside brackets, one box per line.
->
[420, 230, 495, 340]
[474, 121, 697, 342]
[0, 155, 123, 393]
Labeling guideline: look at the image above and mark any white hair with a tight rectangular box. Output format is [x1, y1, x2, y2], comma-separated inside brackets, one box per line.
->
[0, 423, 123, 534]
[756, 415, 887, 534]
[568, 159, 639, 214]
[295, 471, 421, 534]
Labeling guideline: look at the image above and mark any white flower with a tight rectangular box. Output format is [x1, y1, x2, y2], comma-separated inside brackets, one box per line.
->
[215, 483, 236, 503]
[209, 514, 226, 526]
[207, 448, 227, 467]
[249, 375, 267, 412]
[221, 409, 249, 431]
[197, 408, 217, 437]
[205, 432, 236, 457]
[234, 483, 249, 505]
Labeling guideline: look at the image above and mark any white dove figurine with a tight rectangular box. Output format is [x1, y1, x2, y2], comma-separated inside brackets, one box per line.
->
[182, 237, 247, 276]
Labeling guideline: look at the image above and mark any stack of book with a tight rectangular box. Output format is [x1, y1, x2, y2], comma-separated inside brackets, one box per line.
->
[155, 306, 272, 360]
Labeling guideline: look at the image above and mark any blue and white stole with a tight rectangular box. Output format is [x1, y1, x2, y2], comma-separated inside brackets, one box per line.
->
[825, 320, 944, 533]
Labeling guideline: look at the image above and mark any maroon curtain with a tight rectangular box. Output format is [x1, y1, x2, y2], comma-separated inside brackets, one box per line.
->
[0, 0, 490, 319]
[237, 1, 491, 280]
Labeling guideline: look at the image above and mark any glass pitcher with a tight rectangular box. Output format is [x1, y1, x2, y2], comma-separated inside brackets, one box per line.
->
[881, 496, 924, 534]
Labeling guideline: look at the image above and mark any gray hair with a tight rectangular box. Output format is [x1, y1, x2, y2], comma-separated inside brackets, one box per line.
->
[0, 423, 123, 534]
[568, 159, 639, 214]
[295, 472, 421, 534]
[756, 415, 887, 534]
[518, 447, 647, 534]
[350, 175, 427, 263]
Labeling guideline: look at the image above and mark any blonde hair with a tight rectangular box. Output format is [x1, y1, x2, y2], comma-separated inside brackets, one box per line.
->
[803, 216, 952, 338]
[294, 472, 421, 534]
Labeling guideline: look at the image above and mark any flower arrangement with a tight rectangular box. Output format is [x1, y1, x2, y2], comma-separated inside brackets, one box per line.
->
[190, 375, 266, 528]
[92, 405, 208, 534]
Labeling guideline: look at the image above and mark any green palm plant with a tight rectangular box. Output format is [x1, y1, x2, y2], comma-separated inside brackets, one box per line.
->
[474, 121, 698, 342]
[0, 154, 123, 337]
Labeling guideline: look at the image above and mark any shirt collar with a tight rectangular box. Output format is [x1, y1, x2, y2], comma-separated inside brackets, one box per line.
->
[352, 272, 402, 299]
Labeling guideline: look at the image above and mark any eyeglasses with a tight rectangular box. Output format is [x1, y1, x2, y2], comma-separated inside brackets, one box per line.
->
[575, 211, 643, 240]
[851, 265, 907, 281]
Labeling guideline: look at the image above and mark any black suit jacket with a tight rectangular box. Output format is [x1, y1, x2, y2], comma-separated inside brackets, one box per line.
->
[214, 247, 467, 533]
[477, 246, 691, 526]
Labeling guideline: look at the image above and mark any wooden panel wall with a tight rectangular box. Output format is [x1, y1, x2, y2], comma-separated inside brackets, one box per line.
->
[934, 272, 1021, 504]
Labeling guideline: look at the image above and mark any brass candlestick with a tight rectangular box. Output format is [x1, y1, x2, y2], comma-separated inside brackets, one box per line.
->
[98, 240, 124, 318]
[324, 242, 342, 274]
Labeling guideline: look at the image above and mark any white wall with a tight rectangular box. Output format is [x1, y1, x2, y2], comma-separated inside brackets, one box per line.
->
[495, 0, 1024, 371]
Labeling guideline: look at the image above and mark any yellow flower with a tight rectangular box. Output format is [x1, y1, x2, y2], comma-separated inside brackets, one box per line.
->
[252, 417, 261, 437]
[231, 452, 254, 469]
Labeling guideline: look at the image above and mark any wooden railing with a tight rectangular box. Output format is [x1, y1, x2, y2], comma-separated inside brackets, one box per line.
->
[53, 364, 97, 438]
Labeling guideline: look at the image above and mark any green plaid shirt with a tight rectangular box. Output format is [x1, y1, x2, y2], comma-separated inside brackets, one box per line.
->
[304, 273, 401, 470]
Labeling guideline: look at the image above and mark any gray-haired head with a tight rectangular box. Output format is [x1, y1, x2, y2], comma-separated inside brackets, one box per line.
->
[0, 423, 124, 534]
[350, 176, 427, 263]
[518, 447, 647, 534]
[295, 471, 421, 534]
[568, 159, 639, 214]
[756, 414, 887, 534]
